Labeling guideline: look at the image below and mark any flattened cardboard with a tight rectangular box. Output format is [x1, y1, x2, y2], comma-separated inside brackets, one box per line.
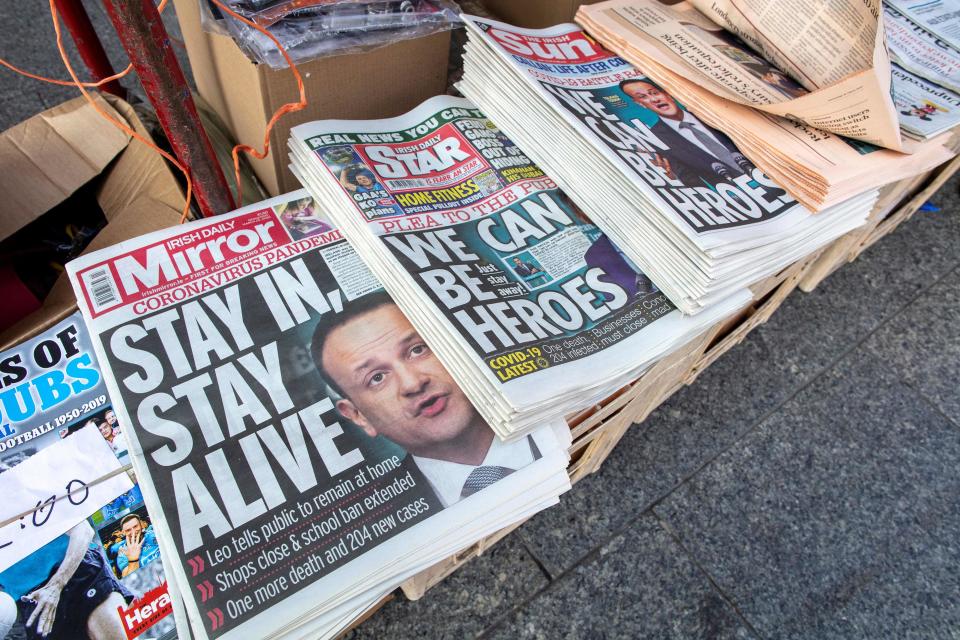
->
[0, 94, 184, 350]
[173, 0, 451, 195]
[0, 94, 130, 242]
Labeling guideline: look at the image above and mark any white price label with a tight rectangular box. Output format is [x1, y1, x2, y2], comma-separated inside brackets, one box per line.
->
[0, 425, 133, 571]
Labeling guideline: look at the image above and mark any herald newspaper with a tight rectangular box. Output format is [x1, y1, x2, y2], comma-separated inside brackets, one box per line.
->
[0, 313, 174, 640]
[66, 192, 565, 639]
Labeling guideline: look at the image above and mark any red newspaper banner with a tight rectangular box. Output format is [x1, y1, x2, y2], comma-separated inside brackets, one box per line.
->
[354, 123, 491, 193]
[119, 583, 174, 640]
[75, 209, 290, 318]
[484, 27, 612, 65]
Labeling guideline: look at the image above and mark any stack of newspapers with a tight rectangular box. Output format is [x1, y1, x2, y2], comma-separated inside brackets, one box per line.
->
[572, 0, 954, 211]
[66, 191, 573, 640]
[457, 16, 879, 315]
[289, 95, 747, 439]
[885, 2, 960, 140]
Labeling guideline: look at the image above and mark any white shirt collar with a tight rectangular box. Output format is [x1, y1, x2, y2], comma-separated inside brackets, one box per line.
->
[413, 435, 537, 508]
[660, 109, 698, 133]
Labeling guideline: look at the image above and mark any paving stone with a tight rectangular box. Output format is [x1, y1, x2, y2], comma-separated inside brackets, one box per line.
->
[655, 348, 960, 639]
[0, 86, 54, 133]
[487, 514, 755, 640]
[0, 1, 120, 86]
[814, 535, 960, 640]
[517, 328, 809, 577]
[346, 535, 549, 640]
[865, 267, 960, 429]
[755, 184, 960, 380]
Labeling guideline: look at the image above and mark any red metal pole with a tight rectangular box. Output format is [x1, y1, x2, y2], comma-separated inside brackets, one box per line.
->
[53, 0, 126, 98]
[100, 0, 236, 218]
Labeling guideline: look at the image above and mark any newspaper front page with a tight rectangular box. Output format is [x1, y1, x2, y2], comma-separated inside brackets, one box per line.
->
[887, 0, 960, 52]
[885, 3, 960, 93]
[291, 96, 749, 411]
[580, 0, 903, 149]
[0, 314, 175, 640]
[461, 16, 810, 249]
[67, 192, 568, 640]
[892, 62, 960, 138]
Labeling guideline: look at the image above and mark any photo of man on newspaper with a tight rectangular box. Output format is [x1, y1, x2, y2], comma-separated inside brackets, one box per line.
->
[326, 151, 404, 218]
[99, 510, 161, 578]
[619, 78, 756, 185]
[311, 291, 542, 507]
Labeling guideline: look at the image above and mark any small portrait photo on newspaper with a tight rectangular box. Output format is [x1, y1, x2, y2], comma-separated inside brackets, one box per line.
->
[95, 504, 161, 579]
[57, 405, 129, 464]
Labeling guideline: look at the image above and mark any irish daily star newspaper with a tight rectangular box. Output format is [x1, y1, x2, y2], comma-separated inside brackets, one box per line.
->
[66, 192, 570, 640]
[289, 96, 746, 436]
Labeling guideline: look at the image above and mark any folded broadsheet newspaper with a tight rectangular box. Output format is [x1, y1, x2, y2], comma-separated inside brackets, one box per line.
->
[66, 191, 572, 640]
[893, 63, 960, 139]
[288, 96, 747, 439]
[887, 0, 960, 53]
[885, 2, 960, 94]
[457, 16, 879, 315]
[575, 0, 955, 211]
[580, 0, 904, 149]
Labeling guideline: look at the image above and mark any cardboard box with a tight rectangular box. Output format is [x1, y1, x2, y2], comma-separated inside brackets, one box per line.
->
[481, 0, 604, 28]
[0, 94, 184, 348]
[173, 0, 452, 196]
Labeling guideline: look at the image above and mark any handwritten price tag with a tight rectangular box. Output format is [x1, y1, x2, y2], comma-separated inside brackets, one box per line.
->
[0, 425, 133, 571]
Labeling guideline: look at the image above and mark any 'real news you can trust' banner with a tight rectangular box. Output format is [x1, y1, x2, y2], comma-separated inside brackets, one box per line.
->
[66, 192, 567, 640]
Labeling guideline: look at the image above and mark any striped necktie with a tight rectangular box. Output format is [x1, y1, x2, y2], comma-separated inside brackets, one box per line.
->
[460, 465, 515, 499]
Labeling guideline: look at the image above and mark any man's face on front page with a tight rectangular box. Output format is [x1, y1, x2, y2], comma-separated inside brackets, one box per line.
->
[122, 517, 144, 539]
[322, 304, 477, 454]
[623, 81, 681, 119]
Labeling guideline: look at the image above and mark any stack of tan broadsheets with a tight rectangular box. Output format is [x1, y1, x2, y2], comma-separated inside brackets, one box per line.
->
[575, 0, 955, 211]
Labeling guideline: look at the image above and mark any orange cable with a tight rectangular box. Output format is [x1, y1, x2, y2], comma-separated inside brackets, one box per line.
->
[0, 58, 132, 88]
[47, 0, 194, 222]
[208, 0, 307, 205]
[1, 0, 168, 89]
[11, 0, 304, 222]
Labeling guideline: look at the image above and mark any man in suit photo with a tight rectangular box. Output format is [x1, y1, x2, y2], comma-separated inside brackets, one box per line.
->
[619, 78, 756, 186]
[311, 291, 541, 507]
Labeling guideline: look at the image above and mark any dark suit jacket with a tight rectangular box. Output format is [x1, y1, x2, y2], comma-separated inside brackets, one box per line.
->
[647, 118, 750, 186]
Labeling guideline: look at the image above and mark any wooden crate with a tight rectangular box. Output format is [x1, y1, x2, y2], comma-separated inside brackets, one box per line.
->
[799, 155, 960, 293]
[396, 254, 814, 601]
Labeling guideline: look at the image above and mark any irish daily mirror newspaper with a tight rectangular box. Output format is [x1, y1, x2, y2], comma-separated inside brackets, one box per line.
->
[66, 192, 570, 640]
[0, 314, 175, 640]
